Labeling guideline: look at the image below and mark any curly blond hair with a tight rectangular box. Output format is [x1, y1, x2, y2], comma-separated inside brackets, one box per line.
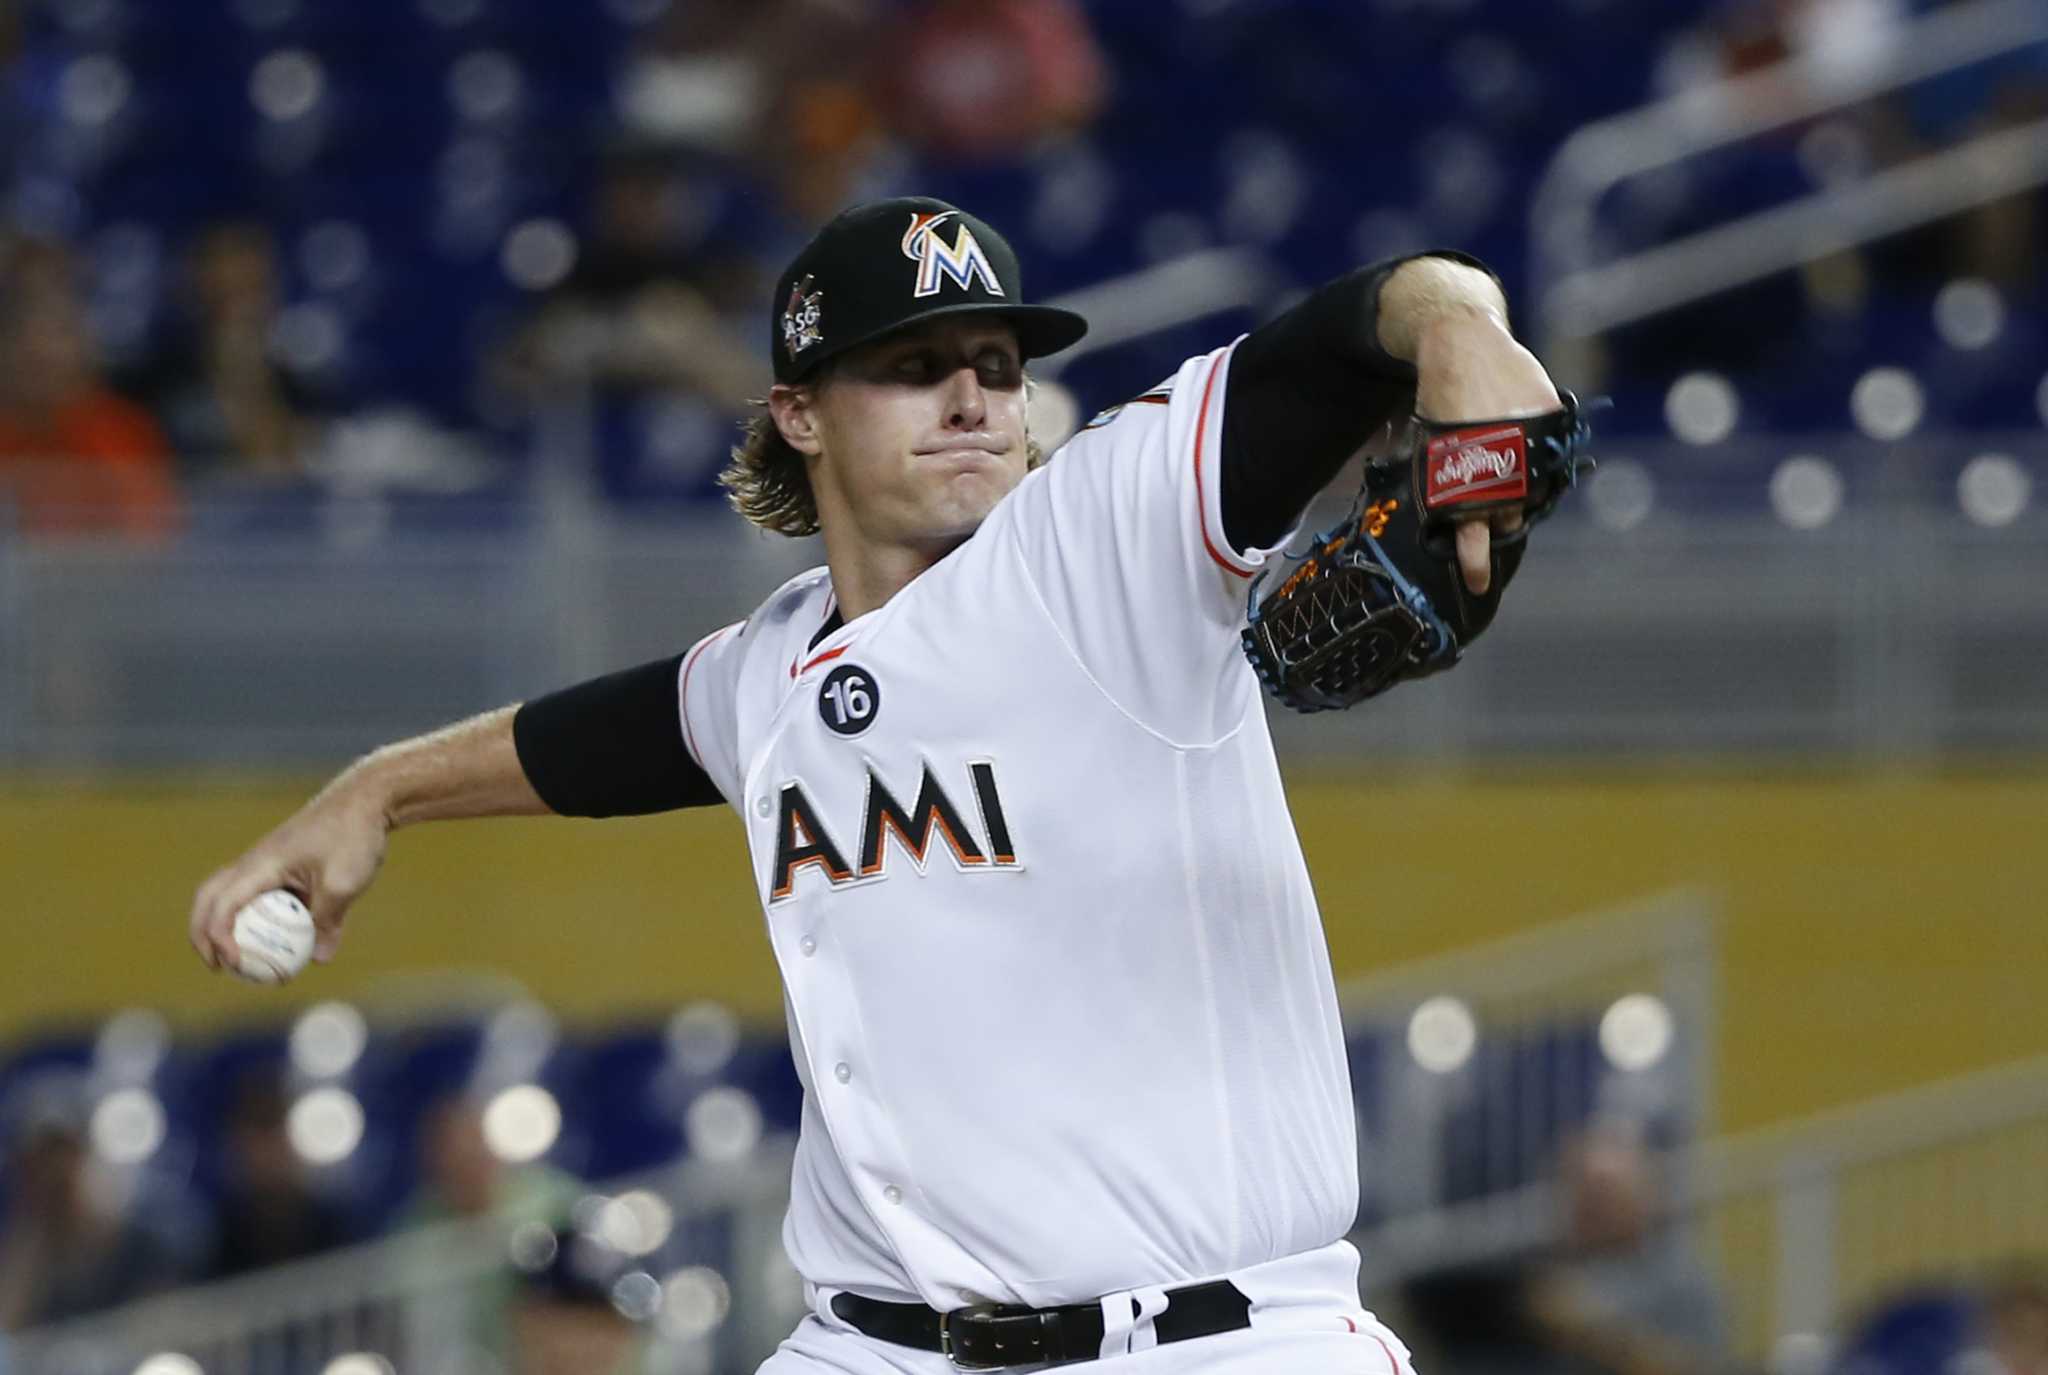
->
[721, 411, 826, 537]
[719, 380, 1046, 538]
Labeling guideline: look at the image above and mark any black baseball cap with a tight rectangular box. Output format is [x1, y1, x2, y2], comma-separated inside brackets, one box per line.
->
[771, 196, 1088, 383]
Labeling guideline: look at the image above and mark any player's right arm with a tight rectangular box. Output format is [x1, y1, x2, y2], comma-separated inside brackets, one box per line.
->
[1011, 253, 1558, 741]
[1220, 252, 1558, 595]
[189, 634, 740, 973]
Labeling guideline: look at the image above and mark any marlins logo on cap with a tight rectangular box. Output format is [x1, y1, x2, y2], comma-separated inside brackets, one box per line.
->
[768, 196, 1086, 383]
[902, 210, 1004, 299]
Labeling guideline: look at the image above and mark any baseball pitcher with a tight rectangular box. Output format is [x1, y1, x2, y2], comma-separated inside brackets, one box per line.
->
[191, 197, 1592, 1374]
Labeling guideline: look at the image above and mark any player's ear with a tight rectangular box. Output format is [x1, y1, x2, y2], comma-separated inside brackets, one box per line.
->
[768, 383, 824, 457]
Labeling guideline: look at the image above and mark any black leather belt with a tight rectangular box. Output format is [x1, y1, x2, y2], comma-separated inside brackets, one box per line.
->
[831, 1279, 1253, 1370]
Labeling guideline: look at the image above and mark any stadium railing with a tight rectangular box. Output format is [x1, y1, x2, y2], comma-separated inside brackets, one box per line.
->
[1, 889, 1716, 1375]
[1342, 888, 1718, 1280]
[3, 1141, 803, 1375]
[4, 463, 2045, 769]
[1688, 1053, 2048, 1368]
[12, 892, 2041, 1373]
[1530, 0, 2048, 350]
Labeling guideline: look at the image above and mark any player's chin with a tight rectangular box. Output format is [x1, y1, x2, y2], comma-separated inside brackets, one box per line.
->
[935, 458, 1021, 507]
[915, 480, 1010, 544]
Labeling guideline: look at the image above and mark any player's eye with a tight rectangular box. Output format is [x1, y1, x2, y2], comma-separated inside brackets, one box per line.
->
[977, 352, 1022, 386]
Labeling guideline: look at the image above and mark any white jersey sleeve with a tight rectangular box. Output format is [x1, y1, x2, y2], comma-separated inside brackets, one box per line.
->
[1000, 339, 1293, 744]
[676, 569, 840, 813]
[676, 619, 748, 811]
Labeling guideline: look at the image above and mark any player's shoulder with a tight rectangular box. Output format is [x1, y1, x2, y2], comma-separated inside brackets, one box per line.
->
[721, 566, 832, 649]
[751, 566, 833, 625]
[1072, 380, 1175, 441]
[684, 567, 831, 697]
[686, 566, 827, 652]
[1057, 343, 1237, 458]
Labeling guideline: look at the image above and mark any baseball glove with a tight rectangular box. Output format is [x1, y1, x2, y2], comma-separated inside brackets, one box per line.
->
[1241, 393, 1597, 713]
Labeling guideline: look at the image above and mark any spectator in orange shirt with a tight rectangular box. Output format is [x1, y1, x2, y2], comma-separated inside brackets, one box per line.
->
[0, 238, 179, 537]
[876, 0, 1108, 164]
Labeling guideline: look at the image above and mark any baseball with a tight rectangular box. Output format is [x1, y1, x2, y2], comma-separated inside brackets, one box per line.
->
[231, 889, 316, 985]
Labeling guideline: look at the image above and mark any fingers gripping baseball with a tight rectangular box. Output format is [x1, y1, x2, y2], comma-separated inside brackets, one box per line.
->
[1452, 507, 1526, 596]
[1456, 519, 1491, 597]
[189, 798, 388, 974]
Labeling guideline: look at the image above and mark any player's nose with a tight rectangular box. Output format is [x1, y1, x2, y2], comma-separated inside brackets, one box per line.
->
[940, 365, 987, 428]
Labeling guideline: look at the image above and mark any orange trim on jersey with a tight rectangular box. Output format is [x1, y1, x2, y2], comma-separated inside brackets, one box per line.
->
[1191, 352, 1254, 580]
[771, 851, 852, 902]
[679, 623, 739, 771]
[799, 644, 850, 676]
[770, 808, 854, 901]
[861, 805, 988, 876]
[928, 806, 989, 868]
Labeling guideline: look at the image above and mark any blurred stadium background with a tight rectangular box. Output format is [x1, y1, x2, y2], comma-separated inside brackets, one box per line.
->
[2, 0, 2046, 1372]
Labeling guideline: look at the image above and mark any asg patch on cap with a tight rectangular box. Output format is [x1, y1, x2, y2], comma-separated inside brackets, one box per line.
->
[781, 274, 824, 359]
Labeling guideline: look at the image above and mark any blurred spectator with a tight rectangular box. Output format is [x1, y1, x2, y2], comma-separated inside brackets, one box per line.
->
[399, 1095, 582, 1373]
[486, 147, 764, 421]
[1516, 1121, 1730, 1375]
[208, 1069, 349, 1280]
[0, 1075, 190, 1331]
[563, 146, 762, 319]
[1657, 0, 1909, 107]
[0, 238, 178, 537]
[875, 0, 1109, 164]
[120, 222, 328, 482]
[0, 5, 23, 190]
[613, 0, 885, 223]
[403, 1094, 580, 1231]
[1985, 1268, 2048, 1375]
[1399, 1119, 1729, 1375]
[507, 1227, 651, 1375]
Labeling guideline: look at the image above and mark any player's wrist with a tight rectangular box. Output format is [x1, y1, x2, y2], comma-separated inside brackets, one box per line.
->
[327, 748, 409, 834]
[1377, 256, 1509, 363]
[1413, 308, 1514, 379]
[1413, 314, 1558, 423]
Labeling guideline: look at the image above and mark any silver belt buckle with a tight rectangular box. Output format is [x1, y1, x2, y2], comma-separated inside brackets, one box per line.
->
[940, 1304, 1006, 1371]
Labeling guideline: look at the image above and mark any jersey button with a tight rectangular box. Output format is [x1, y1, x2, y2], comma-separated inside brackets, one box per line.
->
[833, 1062, 852, 1084]
[755, 796, 772, 818]
[799, 936, 818, 957]
[882, 1185, 904, 1206]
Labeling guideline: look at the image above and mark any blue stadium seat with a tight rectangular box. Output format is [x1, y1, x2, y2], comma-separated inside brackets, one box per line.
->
[1438, 1017, 1606, 1205]
[1831, 1287, 1982, 1375]
[5, 0, 2036, 523]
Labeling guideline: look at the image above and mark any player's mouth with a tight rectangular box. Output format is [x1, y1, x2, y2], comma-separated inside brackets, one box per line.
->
[915, 441, 1011, 468]
[915, 438, 1008, 458]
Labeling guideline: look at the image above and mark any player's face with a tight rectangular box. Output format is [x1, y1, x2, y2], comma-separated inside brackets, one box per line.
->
[804, 318, 1030, 553]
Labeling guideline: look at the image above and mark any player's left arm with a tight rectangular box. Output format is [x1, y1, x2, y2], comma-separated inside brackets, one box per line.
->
[1220, 252, 1560, 597]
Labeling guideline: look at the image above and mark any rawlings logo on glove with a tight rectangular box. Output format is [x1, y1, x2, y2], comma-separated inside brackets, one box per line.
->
[1426, 425, 1527, 504]
[1242, 393, 1598, 713]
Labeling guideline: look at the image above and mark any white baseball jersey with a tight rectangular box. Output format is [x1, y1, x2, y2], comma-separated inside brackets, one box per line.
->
[677, 340, 1359, 1316]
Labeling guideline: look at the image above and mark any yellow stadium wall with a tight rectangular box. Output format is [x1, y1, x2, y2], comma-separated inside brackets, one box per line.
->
[3, 772, 2042, 1134]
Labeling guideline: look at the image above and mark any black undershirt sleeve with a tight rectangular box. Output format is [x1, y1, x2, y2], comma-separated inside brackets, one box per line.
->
[1220, 251, 1500, 553]
[511, 654, 724, 817]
